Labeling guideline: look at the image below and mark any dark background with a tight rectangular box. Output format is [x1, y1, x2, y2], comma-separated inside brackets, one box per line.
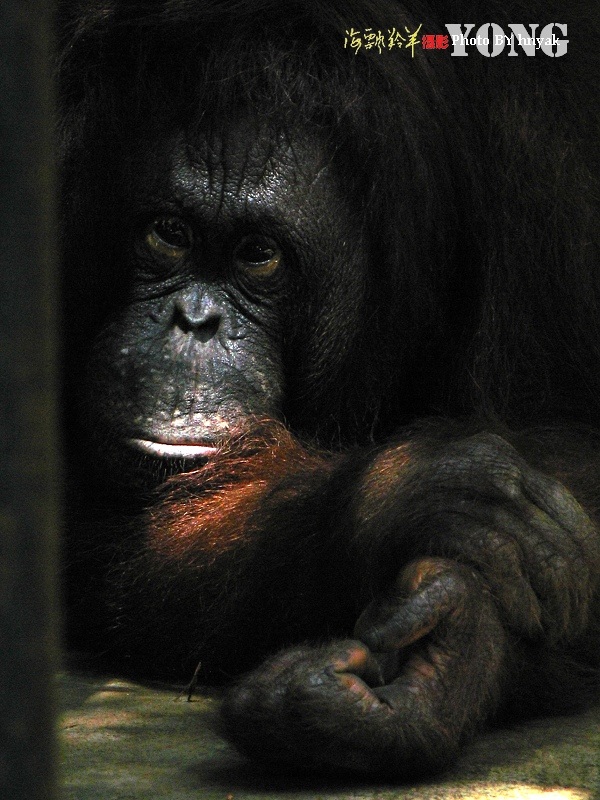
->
[0, 2, 59, 798]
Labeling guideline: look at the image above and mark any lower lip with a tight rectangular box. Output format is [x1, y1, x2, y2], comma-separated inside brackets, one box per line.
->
[127, 439, 219, 459]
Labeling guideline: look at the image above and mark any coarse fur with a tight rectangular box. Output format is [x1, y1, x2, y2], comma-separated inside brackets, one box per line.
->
[59, 0, 600, 780]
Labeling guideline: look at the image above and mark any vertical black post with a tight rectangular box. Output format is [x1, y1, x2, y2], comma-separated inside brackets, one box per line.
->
[0, 2, 59, 799]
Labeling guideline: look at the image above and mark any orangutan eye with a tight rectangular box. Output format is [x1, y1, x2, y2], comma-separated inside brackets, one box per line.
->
[145, 217, 193, 259]
[234, 236, 282, 277]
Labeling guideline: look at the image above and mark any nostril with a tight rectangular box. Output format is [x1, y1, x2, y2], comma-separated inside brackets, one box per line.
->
[173, 302, 222, 342]
[194, 314, 220, 343]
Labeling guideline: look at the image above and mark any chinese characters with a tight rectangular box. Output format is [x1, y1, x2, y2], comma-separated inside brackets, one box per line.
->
[344, 25, 422, 56]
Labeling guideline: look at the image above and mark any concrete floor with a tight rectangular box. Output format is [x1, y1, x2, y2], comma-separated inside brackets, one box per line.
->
[59, 672, 600, 800]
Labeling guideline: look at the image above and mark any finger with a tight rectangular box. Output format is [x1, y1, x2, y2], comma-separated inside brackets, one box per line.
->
[354, 558, 472, 653]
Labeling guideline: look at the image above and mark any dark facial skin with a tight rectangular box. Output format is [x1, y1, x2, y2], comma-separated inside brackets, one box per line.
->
[81, 125, 367, 488]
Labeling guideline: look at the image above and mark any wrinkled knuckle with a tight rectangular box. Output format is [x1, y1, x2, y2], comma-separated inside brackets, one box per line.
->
[458, 434, 525, 498]
[482, 530, 519, 564]
[437, 563, 474, 600]
[288, 671, 323, 699]
[533, 538, 564, 570]
[495, 463, 523, 498]
[465, 431, 516, 461]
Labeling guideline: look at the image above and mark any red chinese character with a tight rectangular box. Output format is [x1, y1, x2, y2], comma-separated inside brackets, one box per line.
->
[421, 34, 436, 50]
[435, 34, 449, 49]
